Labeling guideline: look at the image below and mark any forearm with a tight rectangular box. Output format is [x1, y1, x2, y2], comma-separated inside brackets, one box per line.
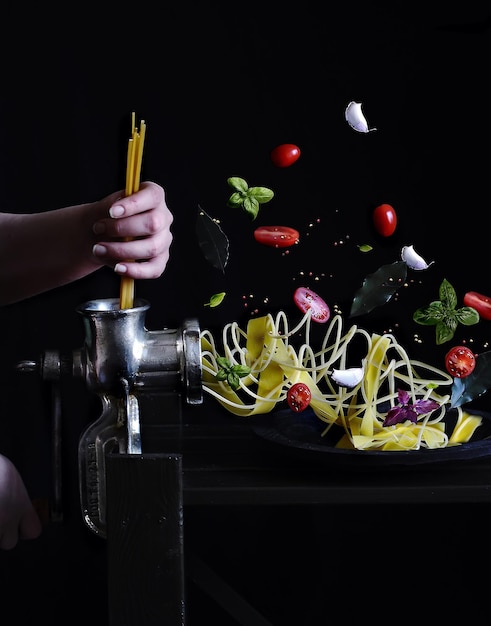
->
[0, 182, 173, 307]
[0, 201, 108, 306]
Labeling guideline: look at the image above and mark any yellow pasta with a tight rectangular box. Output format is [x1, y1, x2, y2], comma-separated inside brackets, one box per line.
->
[201, 312, 483, 451]
[120, 113, 146, 310]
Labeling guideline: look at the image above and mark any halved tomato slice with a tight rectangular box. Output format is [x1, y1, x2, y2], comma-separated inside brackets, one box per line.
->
[293, 287, 330, 323]
[463, 291, 491, 321]
[254, 226, 299, 248]
[444, 345, 476, 378]
[287, 382, 312, 412]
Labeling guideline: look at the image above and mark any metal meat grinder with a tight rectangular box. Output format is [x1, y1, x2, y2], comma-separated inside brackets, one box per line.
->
[17, 298, 202, 538]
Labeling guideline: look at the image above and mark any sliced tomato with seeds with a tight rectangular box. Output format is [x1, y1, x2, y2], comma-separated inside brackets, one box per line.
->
[463, 291, 491, 321]
[293, 287, 330, 323]
[444, 346, 476, 378]
[287, 382, 312, 412]
[254, 225, 300, 248]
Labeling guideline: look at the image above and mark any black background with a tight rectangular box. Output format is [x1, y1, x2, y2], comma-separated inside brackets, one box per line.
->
[1, 2, 491, 624]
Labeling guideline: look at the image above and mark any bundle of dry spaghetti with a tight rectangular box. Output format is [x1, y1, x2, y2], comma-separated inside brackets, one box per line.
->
[119, 112, 146, 309]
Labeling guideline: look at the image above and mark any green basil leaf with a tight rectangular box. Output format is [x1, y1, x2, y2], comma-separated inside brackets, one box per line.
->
[435, 318, 456, 345]
[439, 278, 457, 309]
[228, 372, 241, 390]
[227, 192, 245, 208]
[243, 196, 260, 220]
[248, 187, 274, 204]
[205, 292, 226, 308]
[227, 177, 248, 192]
[233, 365, 251, 377]
[455, 306, 480, 326]
[216, 356, 230, 369]
[413, 301, 445, 325]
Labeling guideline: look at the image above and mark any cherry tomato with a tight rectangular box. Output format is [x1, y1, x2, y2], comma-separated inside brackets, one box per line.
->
[444, 346, 476, 378]
[463, 291, 491, 321]
[293, 287, 330, 323]
[270, 143, 301, 168]
[373, 203, 397, 237]
[254, 225, 300, 248]
[287, 382, 312, 412]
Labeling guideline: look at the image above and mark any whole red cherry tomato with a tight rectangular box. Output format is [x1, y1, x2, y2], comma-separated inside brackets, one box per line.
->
[373, 203, 397, 237]
[270, 143, 301, 168]
[444, 346, 476, 378]
[287, 382, 312, 412]
[254, 225, 300, 248]
[293, 287, 330, 323]
[463, 291, 491, 321]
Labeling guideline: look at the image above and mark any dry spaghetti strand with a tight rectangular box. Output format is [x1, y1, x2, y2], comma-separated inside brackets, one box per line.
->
[119, 113, 146, 309]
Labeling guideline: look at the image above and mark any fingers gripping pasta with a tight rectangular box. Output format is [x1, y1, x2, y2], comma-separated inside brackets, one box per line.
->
[201, 312, 483, 451]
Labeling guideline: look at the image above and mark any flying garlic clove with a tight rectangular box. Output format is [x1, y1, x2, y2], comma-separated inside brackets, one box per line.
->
[345, 101, 377, 133]
[401, 245, 434, 270]
[331, 367, 364, 387]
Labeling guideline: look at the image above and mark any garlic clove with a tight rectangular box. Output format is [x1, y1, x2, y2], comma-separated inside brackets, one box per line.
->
[345, 101, 377, 133]
[401, 245, 433, 270]
[331, 367, 364, 387]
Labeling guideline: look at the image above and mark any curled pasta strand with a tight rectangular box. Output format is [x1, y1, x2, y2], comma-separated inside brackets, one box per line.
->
[201, 312, 479, 450]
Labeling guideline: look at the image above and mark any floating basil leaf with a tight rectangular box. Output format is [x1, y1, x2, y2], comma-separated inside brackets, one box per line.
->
[226, 177, 274, 220]
[196, 206, 229, 273]
[349, 261, 407, 318]
[204, 292, 226, 308]
[413, 278, 479, 345]
[449, 350, 491, 408]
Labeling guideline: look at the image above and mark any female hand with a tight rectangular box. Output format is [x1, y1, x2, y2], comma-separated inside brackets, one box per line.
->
[92, 181, 174, 279]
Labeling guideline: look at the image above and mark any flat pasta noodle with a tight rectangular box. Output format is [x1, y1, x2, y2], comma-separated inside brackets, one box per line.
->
[201, 312, 483, 451]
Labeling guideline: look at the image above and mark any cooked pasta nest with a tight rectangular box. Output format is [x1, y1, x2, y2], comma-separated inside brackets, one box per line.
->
[201, 311, 483, 451]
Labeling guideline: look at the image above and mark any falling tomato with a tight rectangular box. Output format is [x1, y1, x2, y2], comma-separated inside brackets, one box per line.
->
[270, 143, 301, 168]
[444, 345, 476, 378]
[287, 382, 312, 412]
[293, 287, 330, 323]
[373, 203, 397, 237]
[463, 291, 491, 321]
[254, 225, 300, 248]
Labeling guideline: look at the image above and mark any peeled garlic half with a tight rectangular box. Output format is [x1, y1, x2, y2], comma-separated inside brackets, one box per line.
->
[345, 101, 377, 133]
[331, 367, 364, 388]
[401, 245, 433, 270]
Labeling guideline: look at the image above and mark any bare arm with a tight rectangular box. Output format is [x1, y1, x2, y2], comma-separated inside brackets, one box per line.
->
[0, 181, 173, 306]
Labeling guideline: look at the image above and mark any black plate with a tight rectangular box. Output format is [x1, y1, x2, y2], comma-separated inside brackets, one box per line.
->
[251, 407, 491, 467]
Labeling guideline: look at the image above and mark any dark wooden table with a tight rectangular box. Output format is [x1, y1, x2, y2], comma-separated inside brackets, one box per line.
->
[104, 399, 491, 625]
